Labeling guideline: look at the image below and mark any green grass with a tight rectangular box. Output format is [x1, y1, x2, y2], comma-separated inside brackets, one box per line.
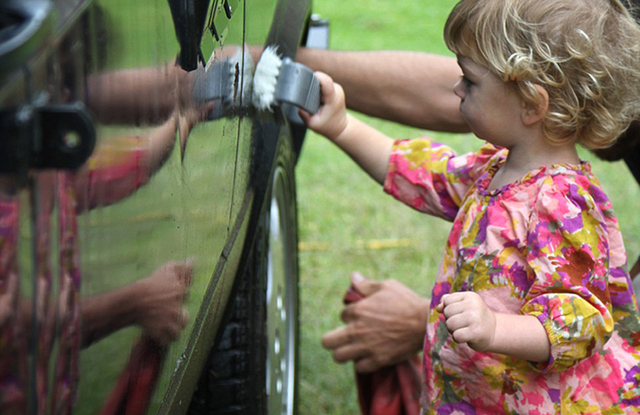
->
[295, 1, 640, 414]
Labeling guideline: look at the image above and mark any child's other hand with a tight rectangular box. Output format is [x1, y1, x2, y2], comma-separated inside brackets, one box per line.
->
[299, 72, 349, 141]
[436, 292, 496, 352]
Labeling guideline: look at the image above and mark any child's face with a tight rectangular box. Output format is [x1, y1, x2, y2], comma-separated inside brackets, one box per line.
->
[453, 56, 526, 148]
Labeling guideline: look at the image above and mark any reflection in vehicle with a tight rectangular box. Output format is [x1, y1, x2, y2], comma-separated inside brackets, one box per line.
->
[1, 0, 312, 412]
[0, 44, 245, 414]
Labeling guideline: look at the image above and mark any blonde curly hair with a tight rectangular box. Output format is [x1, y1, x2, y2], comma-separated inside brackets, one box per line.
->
[444, 0, 640, 149]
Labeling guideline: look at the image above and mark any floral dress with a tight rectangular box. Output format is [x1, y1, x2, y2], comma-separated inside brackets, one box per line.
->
[384, 138, 640, 415]
[0, 139, 152, 414]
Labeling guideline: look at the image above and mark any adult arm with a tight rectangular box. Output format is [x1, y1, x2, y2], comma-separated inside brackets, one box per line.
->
[296, 49, 468, 132]
[86, 64, 193, 125]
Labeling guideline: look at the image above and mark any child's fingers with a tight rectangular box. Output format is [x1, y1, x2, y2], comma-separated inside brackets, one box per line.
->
[449, 326, 473, 345]
[299, 72, 335, 125]
[299, 71, 347, 140]
[441, 301, 467, 320]
[436, 292, 467, 312]
[298, 108, 312, 124]
[443, 313, 472, 344]
[314, 71, 347, 109]
[444, 292, 470, 304]
[444, 313, 460, 331]
[314, 71, 335, 99]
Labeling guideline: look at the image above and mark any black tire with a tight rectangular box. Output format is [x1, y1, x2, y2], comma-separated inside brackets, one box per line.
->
[188, 131, 299, 415]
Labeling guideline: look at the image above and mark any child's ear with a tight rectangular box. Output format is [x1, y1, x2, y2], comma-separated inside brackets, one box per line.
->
[521, 85, 549, 126]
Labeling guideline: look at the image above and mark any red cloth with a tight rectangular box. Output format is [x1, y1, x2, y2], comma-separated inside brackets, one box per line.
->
[100, 337, 165, 415]
[344, 286, 422, 415]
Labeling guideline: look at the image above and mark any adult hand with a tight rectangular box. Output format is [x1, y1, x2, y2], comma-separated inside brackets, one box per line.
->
[436, 291, 496, 352]
[322, 272, 430, 373]
[132, 260, 194, 345]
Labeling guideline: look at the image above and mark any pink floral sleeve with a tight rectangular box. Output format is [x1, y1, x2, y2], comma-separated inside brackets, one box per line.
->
[71, 137, 152, 212]
[522, 173, 614, 372]
[384, 138, 500, 221]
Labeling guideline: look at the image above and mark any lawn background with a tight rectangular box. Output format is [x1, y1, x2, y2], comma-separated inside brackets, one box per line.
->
[296, 1, 640, 414]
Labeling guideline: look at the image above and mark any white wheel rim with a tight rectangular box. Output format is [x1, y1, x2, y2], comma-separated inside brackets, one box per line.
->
[265, 166, 296, 415]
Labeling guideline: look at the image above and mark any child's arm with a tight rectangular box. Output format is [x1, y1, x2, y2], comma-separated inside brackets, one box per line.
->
[436, 292, 550, 363]
[72, 104, 212, 211]
[300, 72, 394, 185]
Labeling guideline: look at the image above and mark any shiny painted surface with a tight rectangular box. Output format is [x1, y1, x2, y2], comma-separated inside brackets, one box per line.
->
[76, 0, 242, 412]
[0, 0, 310, 413]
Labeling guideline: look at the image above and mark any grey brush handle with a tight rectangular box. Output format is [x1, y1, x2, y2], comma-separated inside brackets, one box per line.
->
[192, 60, 232, 104]
[275, 58, 321, 114]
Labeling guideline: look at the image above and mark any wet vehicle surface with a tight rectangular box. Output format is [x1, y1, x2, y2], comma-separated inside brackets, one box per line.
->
[0, 0, 318, 413]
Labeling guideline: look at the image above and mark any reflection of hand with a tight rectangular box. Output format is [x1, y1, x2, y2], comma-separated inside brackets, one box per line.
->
[132, 260, 194, 345]
[436, 291, 496, 352]
[178, 102, 215, 156]
[322, 272, 430, 373]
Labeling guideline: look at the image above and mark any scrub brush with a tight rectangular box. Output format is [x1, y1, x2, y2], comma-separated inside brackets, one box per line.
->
[251, 45, 321, 117]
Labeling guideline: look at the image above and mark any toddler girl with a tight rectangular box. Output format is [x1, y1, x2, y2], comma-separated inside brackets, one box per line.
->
[301, 0, 640, 413]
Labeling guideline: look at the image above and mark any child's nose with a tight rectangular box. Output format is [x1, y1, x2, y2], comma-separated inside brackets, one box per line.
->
[453, 80, 465, 99]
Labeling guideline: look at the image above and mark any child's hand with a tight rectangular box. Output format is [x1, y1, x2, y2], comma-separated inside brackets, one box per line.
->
[299, 72, 349, 141]
[436, 292, 497, 352]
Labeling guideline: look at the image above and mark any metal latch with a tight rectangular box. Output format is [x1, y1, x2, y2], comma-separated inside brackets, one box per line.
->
[0, 102, 96, 175]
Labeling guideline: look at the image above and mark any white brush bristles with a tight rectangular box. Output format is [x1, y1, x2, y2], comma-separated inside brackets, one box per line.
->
[252, 45, 283, 110]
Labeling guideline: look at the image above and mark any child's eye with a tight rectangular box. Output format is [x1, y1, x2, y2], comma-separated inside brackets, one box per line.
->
[461, 76, 473, 88]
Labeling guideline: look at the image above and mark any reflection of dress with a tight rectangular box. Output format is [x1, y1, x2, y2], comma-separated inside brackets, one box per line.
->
[383, 138, 640, 414]
[0, 139, 151, 414]
[0, 196, 27, 415]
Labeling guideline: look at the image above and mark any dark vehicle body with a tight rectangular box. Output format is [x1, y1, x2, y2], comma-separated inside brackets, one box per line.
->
[0, 0, 317, 413]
